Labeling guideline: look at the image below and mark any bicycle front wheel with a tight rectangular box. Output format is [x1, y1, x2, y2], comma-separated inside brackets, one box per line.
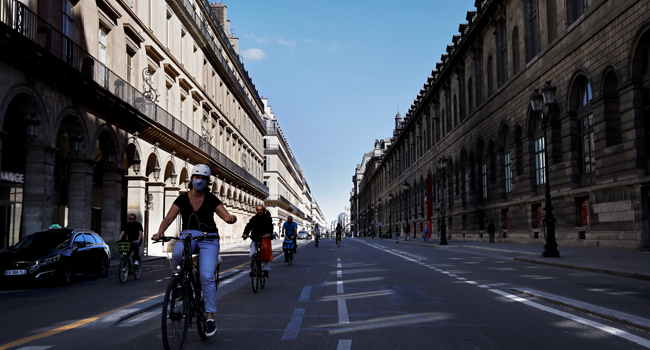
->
[118, 258, 129, 283]
[162, 276, 189, 350]
[133, 263, 142, 280]
[251, 259, 259, 293]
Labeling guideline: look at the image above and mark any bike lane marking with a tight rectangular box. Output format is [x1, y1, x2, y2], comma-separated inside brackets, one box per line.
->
[489, 289, 650, 348]
[337, 281, 344, 294]
[299, 287, 312, 301]
[0, 293, 163, 350]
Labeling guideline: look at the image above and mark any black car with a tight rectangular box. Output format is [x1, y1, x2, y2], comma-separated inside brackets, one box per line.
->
[0, 227, 111, 285]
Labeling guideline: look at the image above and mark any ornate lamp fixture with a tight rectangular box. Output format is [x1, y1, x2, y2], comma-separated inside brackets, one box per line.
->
[71, 122, 83, 156]
[153, 162, 161, 181]
[132, 151, 141, 175]
[26, 98, 40, 142]
[106, 140, 116, 166]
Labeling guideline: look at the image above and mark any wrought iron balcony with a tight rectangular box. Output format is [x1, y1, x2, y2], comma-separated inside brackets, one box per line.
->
[0, 0, 267, 194]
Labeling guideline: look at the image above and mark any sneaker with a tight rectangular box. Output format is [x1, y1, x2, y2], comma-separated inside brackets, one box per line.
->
[134, 260, 140, 265]
[205, 319, 217, 337]
[264, 270, 269, 278]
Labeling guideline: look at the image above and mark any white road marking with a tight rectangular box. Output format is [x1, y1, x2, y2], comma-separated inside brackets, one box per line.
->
[118, 309, 161, 327]
[456, 277, 467, 280]
[337, 281, 344, 294]
[299, 287, 312, 301]
[337, 339, 352, 350]
[282, 308, 305, 340]
[489, 289, 650, 348]
[465, 281, 478, 285]
[337, 270, 342, 278]
[220, 272, 245, 285]
[337, 263, 342, 268]
[337, 258, 341, 262]
[478, 285, 490, 288]
[448, 274, 458, 277]
[16, 347, 53, 350]
[338, 299, 350, 323]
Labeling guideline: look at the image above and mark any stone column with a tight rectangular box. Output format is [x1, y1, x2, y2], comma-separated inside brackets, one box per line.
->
[164, 186, 180, 253]
[125, 175, 147, 254]
[146, 181, 166, 256]
[22, 146, 56, 234]
[100, 168, 123, 255]
[67, 159, 94, 229]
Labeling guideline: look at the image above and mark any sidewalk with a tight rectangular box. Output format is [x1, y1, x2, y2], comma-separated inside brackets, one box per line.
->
[368, 236, 650, 281]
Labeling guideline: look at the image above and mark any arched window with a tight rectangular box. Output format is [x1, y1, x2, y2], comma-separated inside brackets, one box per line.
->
[453, 95, 458, 126]
[632, 30, 650, 172]
[512, 27, 521, 75]
[499, 125, 512, 195]
[547, 0, 558, 43]
[477, 139, 487, 200]
[487, 56, 494, 96]
[525, 0, 540, 61]
[570, 75, 595, 175]
[515, 125, 524, 176]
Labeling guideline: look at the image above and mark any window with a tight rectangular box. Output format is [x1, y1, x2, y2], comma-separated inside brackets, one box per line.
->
[180, 96, 184, 122]
[512, 27, 520, 74]
[475, 48, 484, 105]
[148, 0, 153, 28]
[63, 0, 74, 38]
[166, 12, 172, 48]
[487, 56, 494, 96]
[505, 152, 512, 193]
[496, 20, 508, 87]
[98, 25, 108, 64]
[579, 114, 595, 173]
[525, 0, 540, 61]
[126, 52, 133, 84]
[482, 163, 488, 199]
[464, 171, 469, 204]
[535, 136, 545, 184]
[165, 85, 170, 111]
[567, 0, 584, 26]
[181, 30, 186, 65]
[547, 0, 558, 43]
[468, 78, 474, 112]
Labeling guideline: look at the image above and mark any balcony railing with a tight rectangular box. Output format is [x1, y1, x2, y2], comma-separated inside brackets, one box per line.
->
[0, 0, 267, 193]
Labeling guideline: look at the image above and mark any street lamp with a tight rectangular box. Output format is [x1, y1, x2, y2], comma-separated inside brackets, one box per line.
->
[403, 180, 410, 241]
[132, 152, 141, 175]
[26, 99, 41, 142]
[530, 81, 559, 258]
[170, 172, 177, 186]
[71, 123, 83, 157]
[153, 163, 161, 181]
[437, 156, 448, 245]
[388, 193, 394, 239]
[106, 141, 116, 167]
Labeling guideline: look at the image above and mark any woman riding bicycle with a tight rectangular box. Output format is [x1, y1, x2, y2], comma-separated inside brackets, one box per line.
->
[152, 164, 236, 338]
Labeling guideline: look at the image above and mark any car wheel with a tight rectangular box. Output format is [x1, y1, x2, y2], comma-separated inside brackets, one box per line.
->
[61, 263, 74, 286]
[95, 256, 109, 278]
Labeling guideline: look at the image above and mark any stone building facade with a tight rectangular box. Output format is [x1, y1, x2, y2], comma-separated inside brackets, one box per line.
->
[0, 0, 269, 256]
[354, 0, 650, 250]
[262, 99, 326, 235]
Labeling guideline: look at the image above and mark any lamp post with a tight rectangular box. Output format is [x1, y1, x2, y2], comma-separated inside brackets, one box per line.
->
[438, 156, 448, 245]
[388, 193, 393, 239]
[403, 180, 410, 241]
[530, 81, 560, 258]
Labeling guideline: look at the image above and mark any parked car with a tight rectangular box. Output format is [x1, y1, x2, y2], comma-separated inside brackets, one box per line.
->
[298, 230, 311, 240]
[0, 226, 111, 285]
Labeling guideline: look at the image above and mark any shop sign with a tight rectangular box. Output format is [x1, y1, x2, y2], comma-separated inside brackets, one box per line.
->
[1, 171, 24, 184]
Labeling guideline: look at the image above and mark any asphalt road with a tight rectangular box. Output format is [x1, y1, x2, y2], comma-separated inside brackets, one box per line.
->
[1, 237, 650, 350]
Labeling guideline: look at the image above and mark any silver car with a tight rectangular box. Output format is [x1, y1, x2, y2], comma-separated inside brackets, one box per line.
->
[298, 230, 311, 240]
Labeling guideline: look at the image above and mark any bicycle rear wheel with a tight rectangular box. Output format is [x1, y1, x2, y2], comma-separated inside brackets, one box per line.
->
[162, 276, 189, 350]
[259, 260, 265, 289]
[118, 258, 129, 283]
[251, 259, 259, 293]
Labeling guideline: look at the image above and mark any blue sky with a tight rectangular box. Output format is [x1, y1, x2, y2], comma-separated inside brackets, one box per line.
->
[228, 0, 476, 225]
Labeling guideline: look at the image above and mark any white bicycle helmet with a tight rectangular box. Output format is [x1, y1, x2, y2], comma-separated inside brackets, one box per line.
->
[191, 164, 211, 177]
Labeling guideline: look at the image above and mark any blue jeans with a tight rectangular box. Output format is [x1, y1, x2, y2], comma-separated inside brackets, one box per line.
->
[172, 230, 220, 313]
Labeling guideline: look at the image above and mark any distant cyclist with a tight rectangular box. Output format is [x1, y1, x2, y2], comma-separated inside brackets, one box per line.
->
[242, 205, 273, 278]
[152, 164, 237, 337]
[282, 216, 298, 261]
[335, 223, 342, 246]
[118, 214, 143, 264]
[313, 224, 321, 247]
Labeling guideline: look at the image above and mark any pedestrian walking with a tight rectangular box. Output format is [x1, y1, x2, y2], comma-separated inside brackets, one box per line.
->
[423, 226, 429, 241]
[487, 220, 496, 243]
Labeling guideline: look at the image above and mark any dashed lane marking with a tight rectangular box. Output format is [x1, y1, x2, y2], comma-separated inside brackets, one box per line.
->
[337, 339, 352, 350]
[337, 281, 344, 294]
[281, 308, 305, 340]
[338, 300, 350, 324]
[299, 287, 312, 301]
[337, 270, 342, 278]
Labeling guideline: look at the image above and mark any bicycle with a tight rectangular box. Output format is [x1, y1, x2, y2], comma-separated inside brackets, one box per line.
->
[156, 234, 220, 350]
[116, 241, 141, 283]
[283, 239, 294, 266]
[244, 237, 265, 293]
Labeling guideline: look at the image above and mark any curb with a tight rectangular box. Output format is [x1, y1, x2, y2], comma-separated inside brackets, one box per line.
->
[114, 268, 243, 325]
[509, 287, 650, 332]
[513, 257, 650, 282]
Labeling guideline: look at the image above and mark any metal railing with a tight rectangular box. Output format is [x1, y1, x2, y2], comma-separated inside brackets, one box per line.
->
[1, 0, 267, 193]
